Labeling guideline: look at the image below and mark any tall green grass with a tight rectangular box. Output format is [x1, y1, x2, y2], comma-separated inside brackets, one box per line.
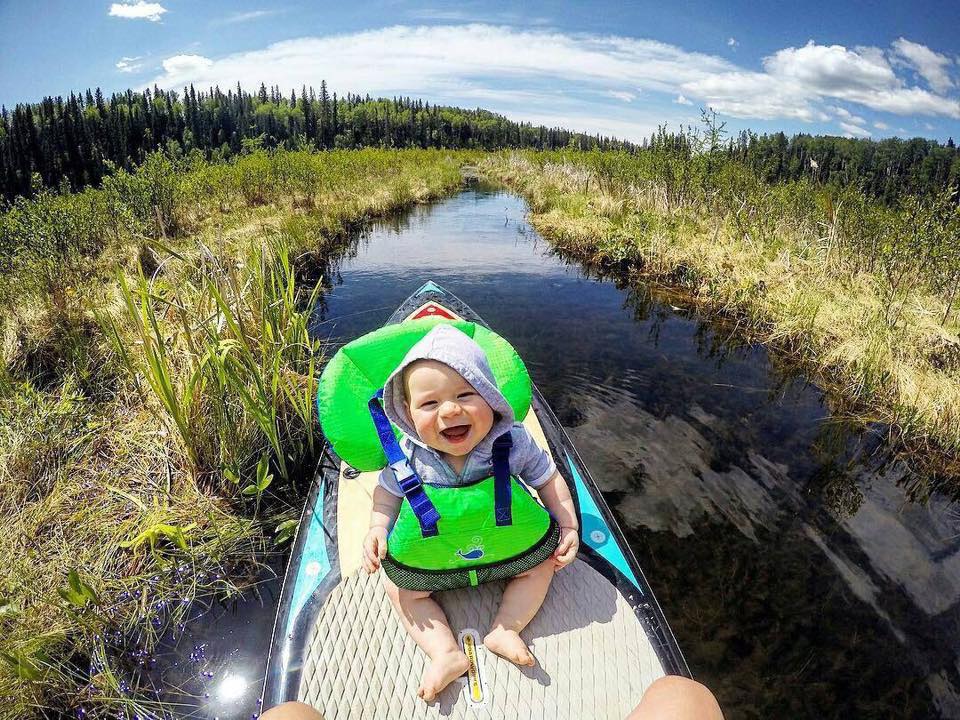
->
[0, 146, 474, 718]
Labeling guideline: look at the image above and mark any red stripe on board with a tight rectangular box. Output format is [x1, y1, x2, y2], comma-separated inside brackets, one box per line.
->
[412, 304, 455, 319]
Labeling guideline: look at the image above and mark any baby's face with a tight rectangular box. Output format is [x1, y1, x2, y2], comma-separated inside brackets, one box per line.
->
[404, 360, 494, 458]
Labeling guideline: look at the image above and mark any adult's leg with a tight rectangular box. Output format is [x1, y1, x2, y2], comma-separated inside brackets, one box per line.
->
[383, 576, 469, 701]
[626, 676, 724, 720]
[484, 559, 555, 667]
[259, 702, 324, 720]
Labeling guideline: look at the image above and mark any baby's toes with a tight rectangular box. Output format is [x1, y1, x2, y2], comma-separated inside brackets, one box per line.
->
[484, 628, 536, 667]
[419, 650, 468, 702]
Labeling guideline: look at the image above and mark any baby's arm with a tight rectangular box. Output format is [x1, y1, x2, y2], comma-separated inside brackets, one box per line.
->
[537, 471, 580, 568]
[509, 425, 580, 567]
[363, 485, 402, 574]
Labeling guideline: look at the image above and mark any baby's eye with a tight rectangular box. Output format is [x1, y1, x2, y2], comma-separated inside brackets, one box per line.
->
[457, 392, 477, 400]
[419, 400, 438, 409]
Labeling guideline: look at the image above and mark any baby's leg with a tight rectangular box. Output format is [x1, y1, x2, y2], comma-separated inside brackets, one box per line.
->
[484, 558, 555, 667]
[383, 576, 468, 702]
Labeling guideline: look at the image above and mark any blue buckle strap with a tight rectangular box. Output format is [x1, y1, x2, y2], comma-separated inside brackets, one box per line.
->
[390, 459, 420, 493]
[492, 432, 513, 526]
[368, 390, 440, 537]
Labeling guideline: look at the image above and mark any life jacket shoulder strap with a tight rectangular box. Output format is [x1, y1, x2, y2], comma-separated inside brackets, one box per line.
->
[368, 390, 439, 537]
[491, 432, 513, 526]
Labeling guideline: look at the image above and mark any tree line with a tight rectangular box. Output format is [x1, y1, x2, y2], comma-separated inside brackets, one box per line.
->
[726, 130, 960, 205]
[637, 123, 959, 206]
[2, 80, 958, 205]
[0, 81, 632, 201]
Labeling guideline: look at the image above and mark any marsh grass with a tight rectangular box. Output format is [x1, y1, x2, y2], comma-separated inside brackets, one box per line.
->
[482, 149, 960, 490]
[0, 147, 474, 717]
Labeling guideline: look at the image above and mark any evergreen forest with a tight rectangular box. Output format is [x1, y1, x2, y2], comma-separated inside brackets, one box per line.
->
[0, 81, 631, 201]
[1, 81, 958, 204]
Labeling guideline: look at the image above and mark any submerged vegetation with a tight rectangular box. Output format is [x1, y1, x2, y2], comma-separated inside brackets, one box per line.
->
[0, 146, 473, 717]
[480, 128, 960, 491]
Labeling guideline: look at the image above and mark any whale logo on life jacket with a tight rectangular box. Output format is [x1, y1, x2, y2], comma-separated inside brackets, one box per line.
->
[457, 539, 485, 560]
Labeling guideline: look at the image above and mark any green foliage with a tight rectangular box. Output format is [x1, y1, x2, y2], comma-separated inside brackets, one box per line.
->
[101, 150, 183, 239]
[0, 146, 472, 719]
[112, 230, 323, 484]
[0, 648, 46, 681]
[274, 519, 298, 546]
[118, 522, 195, 555]
[57, 570, 99, 609]
[241, 454, 273, 497]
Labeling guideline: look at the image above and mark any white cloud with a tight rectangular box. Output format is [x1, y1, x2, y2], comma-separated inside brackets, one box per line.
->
[688, 39, 960, 120]
[764, 41, 897, 92]
[727, 37, 738, 48]
[831, 105, 866, 125]
[873, 121, 889, 130]
[148, 25, 736, 104]
[840, 121, 872, 138]
[161, 54, 214, 77]
[892, 37, 954, 94]
[116, 56, 145, 73]
[514, 110, 663, 143]
[406, 9, 552, 25]
[143, 24, 959, 140]
[924, 121, 935, 130]
[222, 9, 280, 25]
[681, 71, 829, 121]
[109, 1, 167, 22]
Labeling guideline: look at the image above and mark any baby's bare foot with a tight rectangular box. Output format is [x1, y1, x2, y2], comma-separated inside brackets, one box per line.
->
[418, 649, 469, 702]
[484, 627, 535, 667]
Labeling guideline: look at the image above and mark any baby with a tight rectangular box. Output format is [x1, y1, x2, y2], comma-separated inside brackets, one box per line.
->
[362, 324, 580, 701]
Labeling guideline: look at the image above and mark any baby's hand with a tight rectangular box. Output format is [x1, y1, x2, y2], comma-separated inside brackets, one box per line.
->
[554, 526, 579, 569]
[363, 526, 388, 574]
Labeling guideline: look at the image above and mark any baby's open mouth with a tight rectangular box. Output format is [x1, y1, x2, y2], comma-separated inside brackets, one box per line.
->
[440, 424, 471, 443]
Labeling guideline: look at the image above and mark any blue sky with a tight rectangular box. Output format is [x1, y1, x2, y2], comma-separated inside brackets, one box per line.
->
[2, 1, 959, 143]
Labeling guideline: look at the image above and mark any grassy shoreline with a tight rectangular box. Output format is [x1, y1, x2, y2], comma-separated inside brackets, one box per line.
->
[480, 151, 960, 492]
[0, 147, 476, 717]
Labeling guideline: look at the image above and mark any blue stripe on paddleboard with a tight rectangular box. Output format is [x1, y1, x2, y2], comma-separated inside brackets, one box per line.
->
[284, 478, 332, 636]
[564, 452, 642, 592]
[415, 280, 444, 296]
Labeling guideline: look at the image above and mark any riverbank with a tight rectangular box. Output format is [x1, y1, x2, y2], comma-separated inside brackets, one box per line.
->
[0, 147, 476, 717]
[480, 151, 960, 491]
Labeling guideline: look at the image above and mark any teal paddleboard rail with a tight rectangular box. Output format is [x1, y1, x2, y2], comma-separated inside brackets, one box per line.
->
[285, 479, 332, 636]
[565, 452, 642, 591]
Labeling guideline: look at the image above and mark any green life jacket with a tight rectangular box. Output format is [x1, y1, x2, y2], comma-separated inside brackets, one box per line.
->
[317, 319, 559, 591]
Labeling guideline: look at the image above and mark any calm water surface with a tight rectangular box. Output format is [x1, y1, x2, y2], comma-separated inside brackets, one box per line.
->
[161, 186, 960, 720]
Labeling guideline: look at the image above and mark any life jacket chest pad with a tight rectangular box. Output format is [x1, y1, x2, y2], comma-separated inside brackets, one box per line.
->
[382, 475, 560, 591]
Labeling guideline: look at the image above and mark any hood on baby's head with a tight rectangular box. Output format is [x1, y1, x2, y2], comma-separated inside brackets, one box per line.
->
[381, 324, 515, 451]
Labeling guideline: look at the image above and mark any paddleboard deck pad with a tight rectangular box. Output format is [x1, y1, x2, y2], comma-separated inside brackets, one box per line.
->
[262, 282, 688, 718]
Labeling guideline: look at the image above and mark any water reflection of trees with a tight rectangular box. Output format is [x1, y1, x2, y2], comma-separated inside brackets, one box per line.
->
[551, 241, 933, 513]
[630, 517, 945, 720]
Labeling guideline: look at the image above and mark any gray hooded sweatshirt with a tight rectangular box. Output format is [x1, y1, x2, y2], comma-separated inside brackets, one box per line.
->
[378, 324, 556, 497]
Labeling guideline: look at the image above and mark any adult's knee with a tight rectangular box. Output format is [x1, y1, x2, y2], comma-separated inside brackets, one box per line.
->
[629, 675, 724, 720]
[260, 701, 325, 720]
